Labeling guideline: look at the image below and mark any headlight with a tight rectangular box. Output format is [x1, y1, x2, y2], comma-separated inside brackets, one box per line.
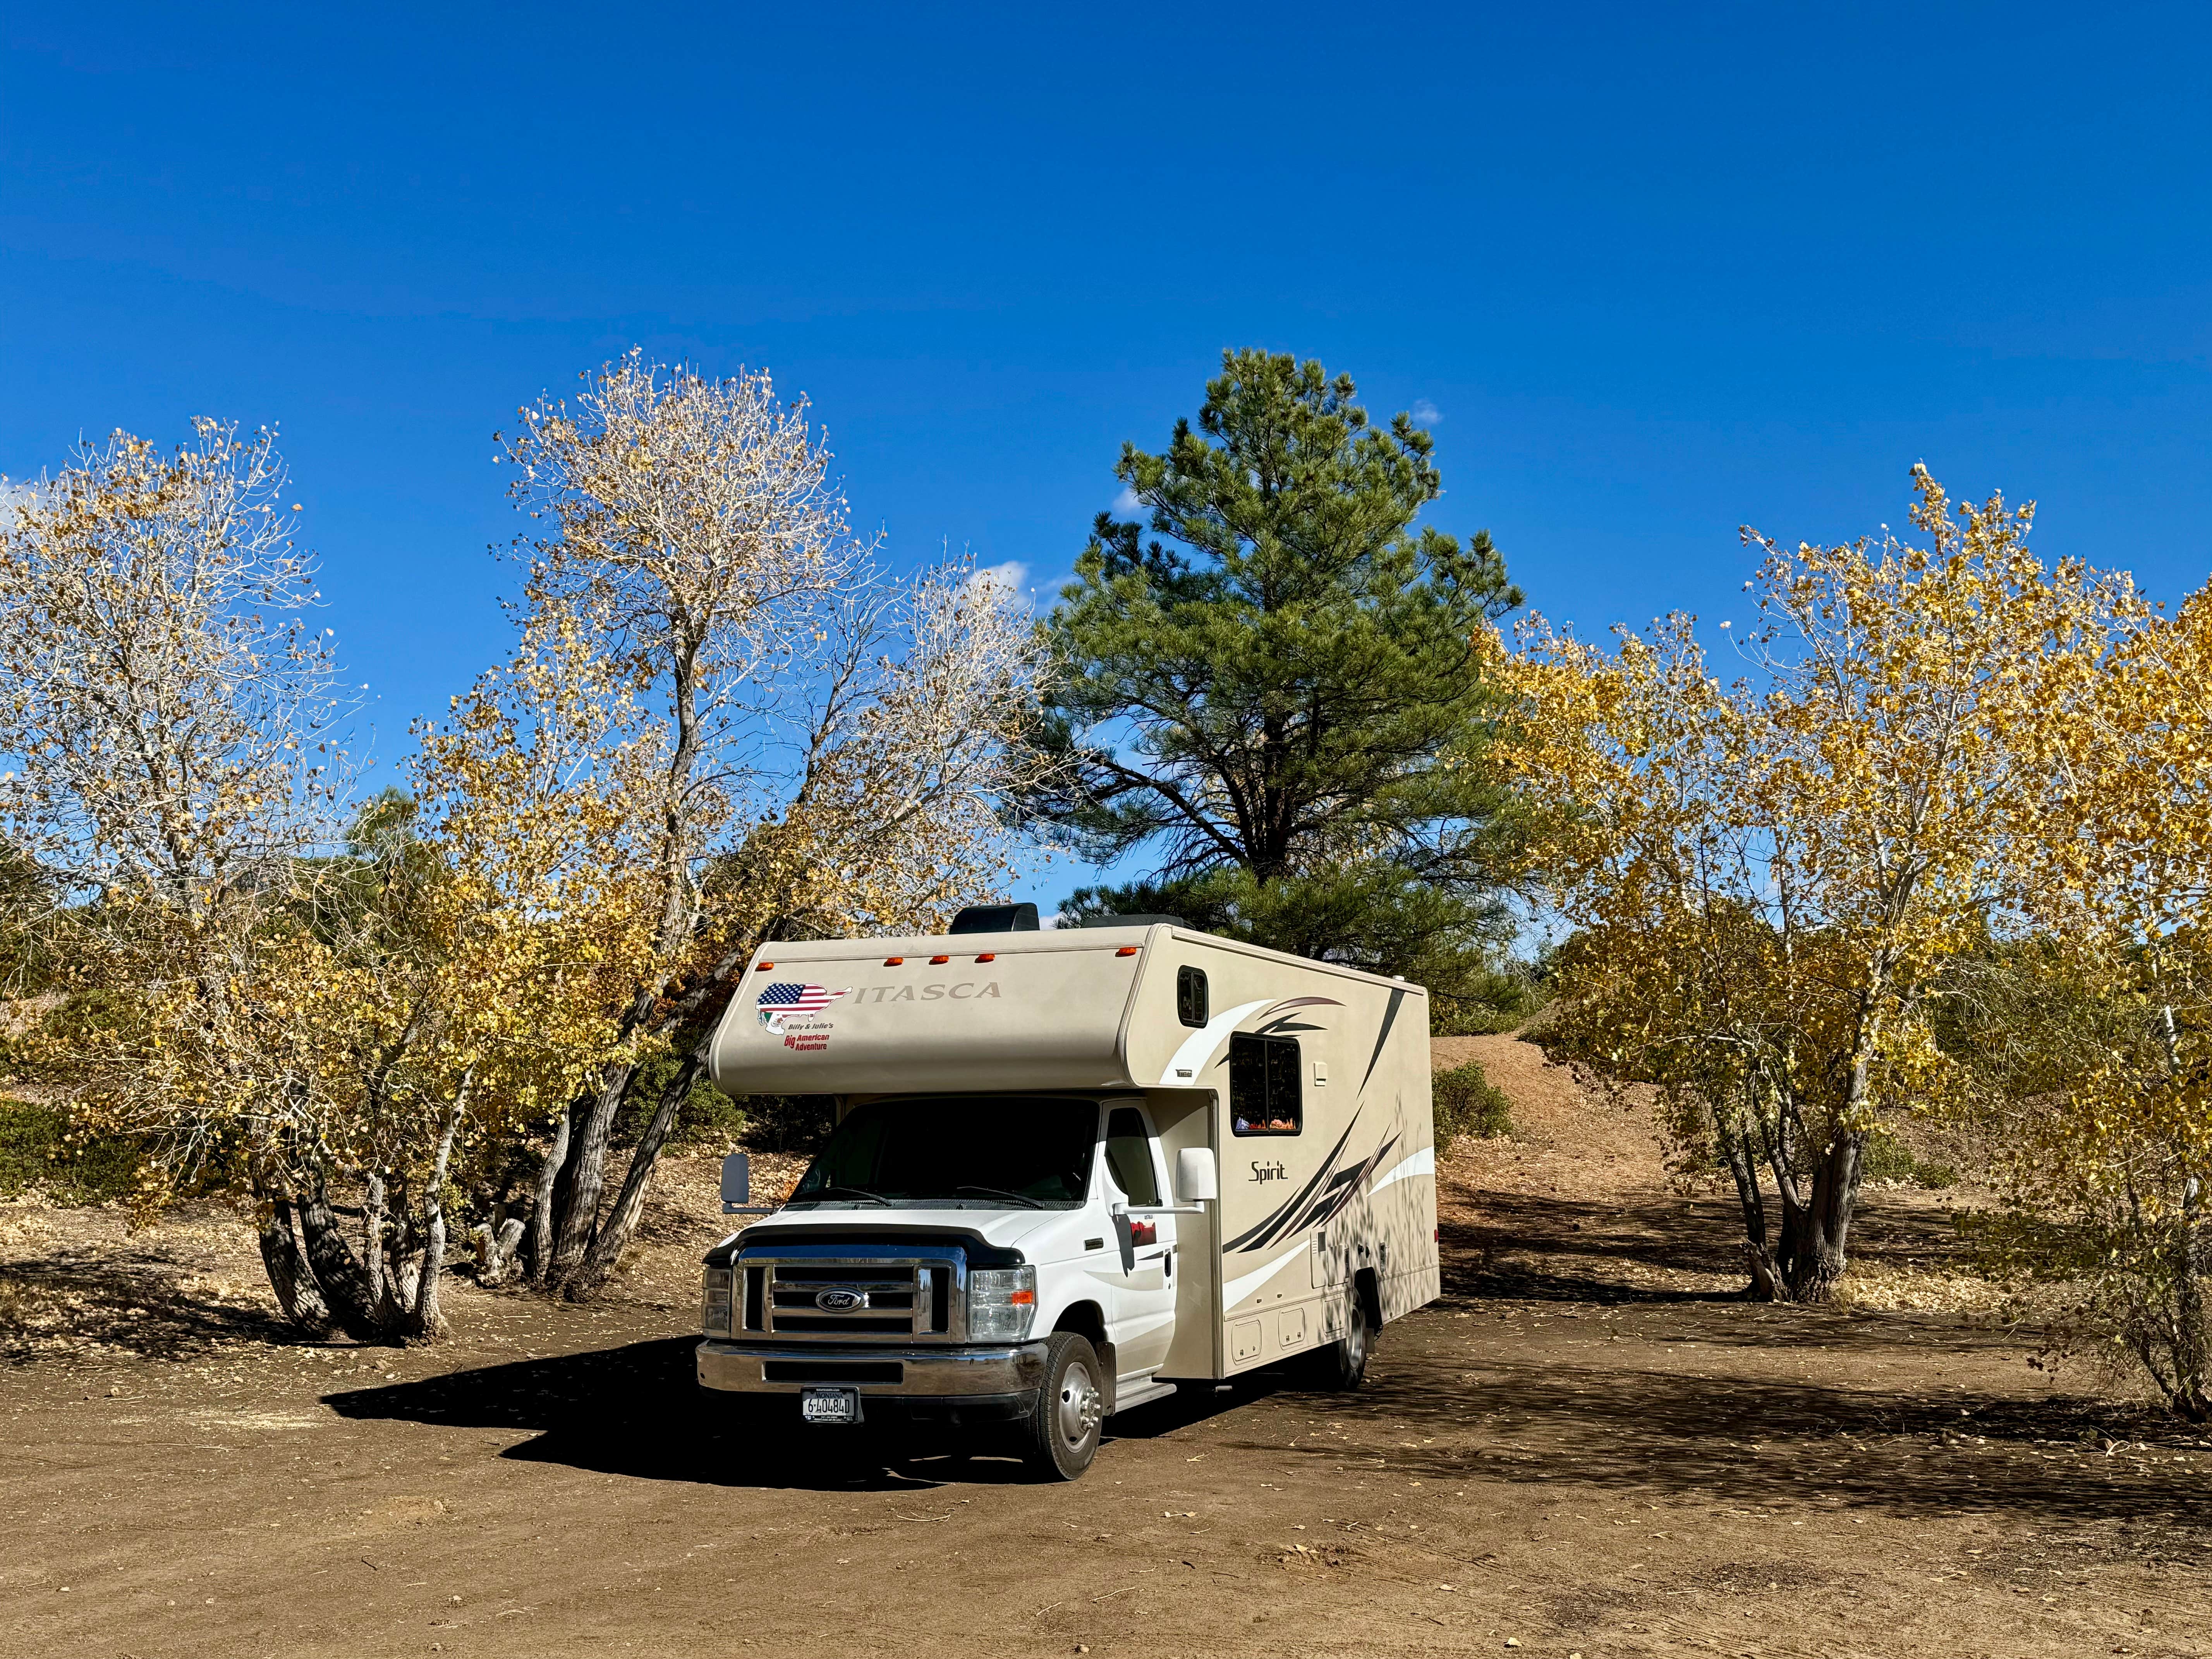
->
[966, 1266, 1036, 1341]
[701, 1267, 733, 1336]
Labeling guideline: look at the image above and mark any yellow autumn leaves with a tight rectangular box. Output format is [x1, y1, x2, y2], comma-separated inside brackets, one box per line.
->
[1484, 467, 2212, 1405]
[1, 362, 1048, 1326]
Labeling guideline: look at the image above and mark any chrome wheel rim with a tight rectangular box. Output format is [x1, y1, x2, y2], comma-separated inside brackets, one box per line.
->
[1057, 1359, 1102, 1446]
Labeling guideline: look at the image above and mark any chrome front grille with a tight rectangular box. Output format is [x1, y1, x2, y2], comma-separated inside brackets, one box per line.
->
[732, 1245, 965, 1343]
[769, 1265, 923, 1334]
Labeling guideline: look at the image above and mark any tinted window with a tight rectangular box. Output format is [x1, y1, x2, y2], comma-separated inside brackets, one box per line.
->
[1103, 1106, 1161, 1205]
[1176, 965, 1208, 1028]
[1230, 1033, 1302, 1135]
[792, 1096, 1097, 1206]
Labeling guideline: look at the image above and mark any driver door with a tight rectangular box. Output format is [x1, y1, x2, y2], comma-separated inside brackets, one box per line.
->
[1101, 1104, 1177, 1384]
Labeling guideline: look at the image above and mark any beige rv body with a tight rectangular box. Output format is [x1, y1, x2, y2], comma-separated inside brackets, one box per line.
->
[706, 923, 1439, 1383]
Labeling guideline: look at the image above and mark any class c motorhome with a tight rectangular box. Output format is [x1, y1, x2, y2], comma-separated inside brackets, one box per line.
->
[696, 912, 1440, 1479]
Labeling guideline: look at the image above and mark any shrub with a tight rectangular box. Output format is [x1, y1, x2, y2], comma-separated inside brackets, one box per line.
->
[738, 1094, 838, 1152]
[1860, 1127, 1959, 1189]
[1433, 1060, 1514, 1145]
[611, 1054, 751, 1151]
[0, 1099, 140, 1203]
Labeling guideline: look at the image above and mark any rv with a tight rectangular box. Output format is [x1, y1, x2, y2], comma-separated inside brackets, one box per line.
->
[695, 909, 1440, 1479]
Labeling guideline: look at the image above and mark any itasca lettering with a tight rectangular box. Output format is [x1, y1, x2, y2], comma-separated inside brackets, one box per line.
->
[852, 981, 1003, 1004]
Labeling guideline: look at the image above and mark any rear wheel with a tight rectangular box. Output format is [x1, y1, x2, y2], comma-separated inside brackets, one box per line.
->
[1316, 1280, 1372, 1389]
[1019, 1332, 1104, 1480]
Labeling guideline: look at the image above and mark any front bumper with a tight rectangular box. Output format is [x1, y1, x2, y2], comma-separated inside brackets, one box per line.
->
[696, 1338, 1049, 1401]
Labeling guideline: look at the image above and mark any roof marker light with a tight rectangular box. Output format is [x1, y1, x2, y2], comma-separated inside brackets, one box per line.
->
[884, 956, 905, 966]
[1115, 946, 1139, 957]
[929, 954, 950, 964]
[975, 953, 995, 963]
[756, 962, 774, 971]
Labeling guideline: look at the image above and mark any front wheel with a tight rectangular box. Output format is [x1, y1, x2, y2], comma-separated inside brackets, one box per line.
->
[1019, 1331, 1104, 1480]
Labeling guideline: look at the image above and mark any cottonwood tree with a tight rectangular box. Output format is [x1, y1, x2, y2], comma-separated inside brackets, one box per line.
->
[497, 355, 1046, 1300]
[1961, 579, 2212, 1415]
[0, 424, 344, 917]
[1495, 469, 2130, 1300]
[249, 633, 670, 1338]
[0, 424, 651, 1342]
[0, 423, 369, 1310]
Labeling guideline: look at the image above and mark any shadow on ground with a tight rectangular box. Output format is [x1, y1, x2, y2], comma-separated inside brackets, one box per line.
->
[1257, 1301, 2212, 1532]
[325, 1336, 1289, 1490]
[1444, 1186, 1964, 1307]
[0, 1249, 292, 1362]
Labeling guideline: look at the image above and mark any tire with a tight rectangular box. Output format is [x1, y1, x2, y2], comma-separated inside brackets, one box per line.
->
[1315, 1279, 1372, 1390]
[1019, 1331, 1105, 1480]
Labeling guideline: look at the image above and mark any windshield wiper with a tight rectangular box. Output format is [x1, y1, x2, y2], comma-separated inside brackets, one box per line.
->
[952, 1184, 1044, 1209]
[794, 1184, 891, 1206]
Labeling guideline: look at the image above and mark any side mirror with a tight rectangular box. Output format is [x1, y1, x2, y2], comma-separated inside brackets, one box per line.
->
[1176, 1146, 1219, 1204]
[720, 1151, 752, 1212]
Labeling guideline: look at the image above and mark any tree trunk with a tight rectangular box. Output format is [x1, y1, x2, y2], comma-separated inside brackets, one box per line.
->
[1770, 1132, 1864, 1302]
[543, 634, 709, 1297]
[2174, 1175, 2209, 1420]
[564, 1048, 706, 1300]
[296, 1185, 387, 1342]
[362, 1173, 388, 1317]
[1713, 1092, 1786, 1301]
[405, 1094, 466, 1340]
[526, 1107, 572, 1286]
[547, 1059, 637, 1279]
[476, 1216, 527, 1285]
[254, 1195, 335, 1337]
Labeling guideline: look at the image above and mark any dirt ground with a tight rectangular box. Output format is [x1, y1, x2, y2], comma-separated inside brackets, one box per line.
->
[5, 1037, 2209, 1659]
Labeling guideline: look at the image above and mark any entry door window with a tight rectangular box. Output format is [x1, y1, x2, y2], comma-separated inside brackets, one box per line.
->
[1230, 1033, 1302, 1135]
[1103, 1106, 1161, 1205]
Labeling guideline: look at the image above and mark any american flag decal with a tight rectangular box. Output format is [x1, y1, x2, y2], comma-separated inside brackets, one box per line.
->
[756, 981, 850, 1031]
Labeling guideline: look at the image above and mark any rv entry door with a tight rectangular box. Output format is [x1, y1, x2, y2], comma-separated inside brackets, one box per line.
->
[1101, 1104, 1177, 1383]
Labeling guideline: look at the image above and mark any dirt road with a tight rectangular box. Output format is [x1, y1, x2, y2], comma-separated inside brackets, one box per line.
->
[6, 1037, 2207, 1658]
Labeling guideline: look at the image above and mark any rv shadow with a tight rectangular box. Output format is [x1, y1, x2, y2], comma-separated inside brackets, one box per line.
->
[325, 1336, 1266, 1488]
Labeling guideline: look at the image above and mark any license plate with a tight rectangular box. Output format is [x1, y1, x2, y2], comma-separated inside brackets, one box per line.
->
[800, 1387, 860, 1425]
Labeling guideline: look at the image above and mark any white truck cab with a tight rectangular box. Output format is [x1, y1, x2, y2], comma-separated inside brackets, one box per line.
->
[696, 909, 1439, 1479]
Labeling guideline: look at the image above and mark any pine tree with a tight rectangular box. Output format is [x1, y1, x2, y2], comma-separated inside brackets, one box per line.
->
[1030, 349, 1528, 1020]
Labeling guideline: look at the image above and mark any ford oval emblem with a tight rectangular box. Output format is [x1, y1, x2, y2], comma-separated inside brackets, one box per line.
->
[815, 1289, 865, 1312]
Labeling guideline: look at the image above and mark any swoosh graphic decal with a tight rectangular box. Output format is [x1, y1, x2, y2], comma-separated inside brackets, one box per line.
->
[1357, 987, 1405, 1095]
[1223, 1107, 1363, 1252]
[1156, 996, 1341, 1086]
[1218, 990, 1410, 1253]
[1368, 1146, 1434, 1197]
[1222, 1239, 1311, 1310]
[1296, 1132, 1399, 1234]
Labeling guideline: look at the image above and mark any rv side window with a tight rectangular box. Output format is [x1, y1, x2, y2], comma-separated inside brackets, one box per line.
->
[1229, 1032, 1301, 1136]
[1176, 965, 1208, 1027]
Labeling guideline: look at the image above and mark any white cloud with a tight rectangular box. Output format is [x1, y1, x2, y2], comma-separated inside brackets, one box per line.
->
[1111, 486, 1144, 518]
[1410, 399, 1442, 427]
[964, 559, 1030, 600]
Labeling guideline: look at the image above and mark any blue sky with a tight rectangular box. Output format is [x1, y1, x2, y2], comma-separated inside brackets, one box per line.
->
[4, 3, 2208, 910]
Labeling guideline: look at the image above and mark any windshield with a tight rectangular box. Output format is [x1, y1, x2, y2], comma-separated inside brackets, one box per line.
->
[790, 1096, 1099, 1208]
